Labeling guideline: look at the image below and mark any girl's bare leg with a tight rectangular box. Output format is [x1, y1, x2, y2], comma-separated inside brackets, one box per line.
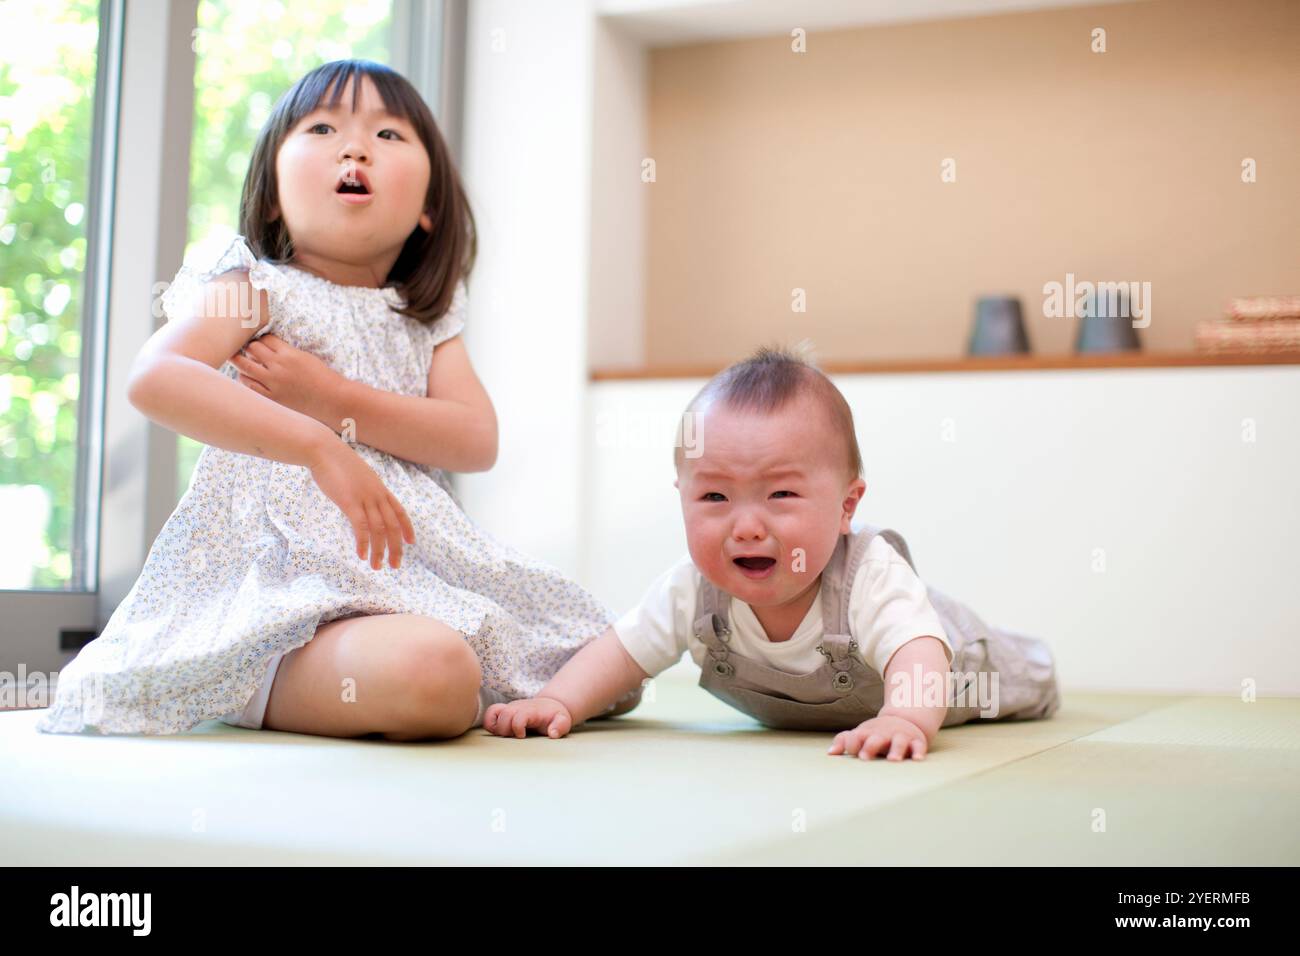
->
[263, 613, 482, 741]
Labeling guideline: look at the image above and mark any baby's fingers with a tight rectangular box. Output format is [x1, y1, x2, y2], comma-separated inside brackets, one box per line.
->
[483, 703, 507, 734]
[509, 707, 537, 739]
[827, 728, 865, 756]
[885, 732, 917, 761]
[545, 709, 572, 739]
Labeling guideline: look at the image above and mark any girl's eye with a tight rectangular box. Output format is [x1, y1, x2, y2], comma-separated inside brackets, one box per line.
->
[305, 122, 402, 139]
[771, 490, 797, 499]
[701, 492, 726, 502]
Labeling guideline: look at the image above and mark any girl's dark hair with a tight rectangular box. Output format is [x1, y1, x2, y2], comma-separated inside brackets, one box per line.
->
[239, 58, 475, 325]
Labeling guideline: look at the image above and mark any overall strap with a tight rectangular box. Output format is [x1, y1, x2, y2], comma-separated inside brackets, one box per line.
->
[819, 525, 920, 665]
[816, 531, 853, 638]
[693, 569, 734, 669]
[816, 530, 868, 665]
[859, 523, 919, 575]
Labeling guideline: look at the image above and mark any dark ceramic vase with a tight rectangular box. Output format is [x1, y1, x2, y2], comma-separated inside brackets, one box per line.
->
[968, 296, 1030, 355]
[1074, 285, 1141, 352]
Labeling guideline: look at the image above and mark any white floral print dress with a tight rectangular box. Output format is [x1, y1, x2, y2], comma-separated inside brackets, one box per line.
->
[37, 235, 614, 735]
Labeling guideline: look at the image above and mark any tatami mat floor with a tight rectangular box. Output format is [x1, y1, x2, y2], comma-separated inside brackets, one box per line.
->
[3, 676, 1296, 865]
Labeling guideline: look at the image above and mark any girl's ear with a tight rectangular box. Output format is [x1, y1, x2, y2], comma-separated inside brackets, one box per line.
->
[418, 210, 433, 232]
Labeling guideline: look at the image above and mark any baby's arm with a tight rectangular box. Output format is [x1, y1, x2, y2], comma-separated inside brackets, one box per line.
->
[828, 635, 950, 760]
[878, 636, 950, 740]
[538, 625, 650, 724]
[485, 625, 650, 738]
[128, 271, 334, 466]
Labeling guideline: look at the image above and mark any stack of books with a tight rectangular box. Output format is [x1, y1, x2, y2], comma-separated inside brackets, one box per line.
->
[1195, 295, 1300, 354]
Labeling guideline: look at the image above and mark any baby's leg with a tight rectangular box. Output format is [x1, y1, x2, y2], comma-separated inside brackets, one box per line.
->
[263, 613, 481, 741]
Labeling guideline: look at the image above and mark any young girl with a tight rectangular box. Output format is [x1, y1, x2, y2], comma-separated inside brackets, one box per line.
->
[37, 59, 635, 740]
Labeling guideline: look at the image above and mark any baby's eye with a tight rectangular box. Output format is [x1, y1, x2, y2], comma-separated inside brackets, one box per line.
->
[771, 490, 797, 499]
[701, 492, 727, 502]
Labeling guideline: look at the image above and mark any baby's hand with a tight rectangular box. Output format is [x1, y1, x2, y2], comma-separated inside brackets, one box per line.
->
[828, 714, 929, 761]
[484, 697, 573, 739]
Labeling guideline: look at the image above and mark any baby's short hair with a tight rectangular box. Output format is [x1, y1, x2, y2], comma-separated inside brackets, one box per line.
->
[674, 343, 864, 482]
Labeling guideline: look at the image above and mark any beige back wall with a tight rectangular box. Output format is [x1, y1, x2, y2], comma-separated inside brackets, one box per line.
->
[643, 0, 1300, 366]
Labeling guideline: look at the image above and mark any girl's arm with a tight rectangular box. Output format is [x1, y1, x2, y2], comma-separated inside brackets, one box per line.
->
[323, 335, 497, 472]
[236, 333, 497, 472]
[128, 271, 335, 467]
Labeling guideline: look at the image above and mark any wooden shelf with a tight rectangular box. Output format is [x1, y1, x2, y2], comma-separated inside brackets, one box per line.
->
[590, 351, 1300, 381]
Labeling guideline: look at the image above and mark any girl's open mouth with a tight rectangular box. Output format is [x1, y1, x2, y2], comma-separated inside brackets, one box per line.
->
[733, 556, 776, 579]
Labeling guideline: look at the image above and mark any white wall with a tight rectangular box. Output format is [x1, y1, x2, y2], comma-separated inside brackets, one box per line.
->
[584, 366, 1300, 696]
[457, 0, 596, 577]
[587, 17, 647, 371]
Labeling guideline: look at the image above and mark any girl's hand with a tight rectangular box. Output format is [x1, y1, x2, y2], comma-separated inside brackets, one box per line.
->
[307, 439, 415, 569]
[484, 697, 574, 739]
[828, 714, 929, 761]
[232, 334, 342, 426]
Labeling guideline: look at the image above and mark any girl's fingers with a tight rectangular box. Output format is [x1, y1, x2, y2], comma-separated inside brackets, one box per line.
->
[231, 357, 264, 388]
[232, 352, 264, 374]
[912, 736, 928, 760]
[362, 499, 386, 569]
[346, 508, 368, 560]
[391, 495, 415, 544]
[378, 497, 404, 568]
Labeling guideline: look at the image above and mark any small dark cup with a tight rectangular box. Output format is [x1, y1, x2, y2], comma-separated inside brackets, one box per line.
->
[968, 296, 1030, 355]
[1074, 286, 1141, 352]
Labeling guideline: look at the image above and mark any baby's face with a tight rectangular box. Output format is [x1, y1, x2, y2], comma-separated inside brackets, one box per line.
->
[273, 74, 432, 275]
[675, 396, 866, 611]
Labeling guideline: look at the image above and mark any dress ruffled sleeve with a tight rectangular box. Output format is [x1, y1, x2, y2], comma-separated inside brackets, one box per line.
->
[159, 234, 296, 378]
[160, 235, 295, 348]
[427, 278, 467, 349]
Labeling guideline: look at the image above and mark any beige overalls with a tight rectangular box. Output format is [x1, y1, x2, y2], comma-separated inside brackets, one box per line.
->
[693, 524, 1061, 732]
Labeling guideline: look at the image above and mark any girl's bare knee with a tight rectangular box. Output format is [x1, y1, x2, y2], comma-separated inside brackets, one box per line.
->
[385, 622, 482, 740]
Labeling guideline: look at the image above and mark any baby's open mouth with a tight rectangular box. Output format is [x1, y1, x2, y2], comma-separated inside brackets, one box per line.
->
[337, 181, 370, 194]
[733, 556, 776, 571]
